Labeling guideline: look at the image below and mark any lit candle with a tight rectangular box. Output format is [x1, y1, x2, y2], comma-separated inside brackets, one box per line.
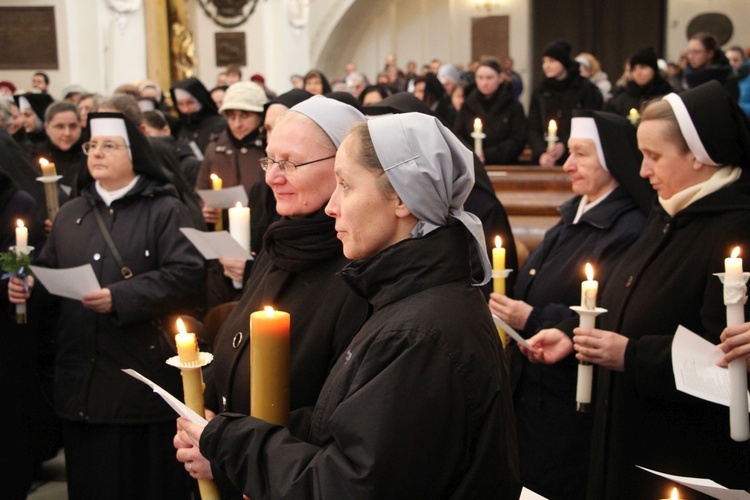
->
[581, 263, 598, 311]
[547, 119, 558, 150]
[210, 173, 223, 231]
[15, 219, 28, 249]
[628, 108, 640, 126]
[473, 118, 482, 134]
[39, 157, 57, 177]
[173, 319, 220, 500]
[723, 246, 750, 442]
[472, 118, 484, 157]
[250, 306, 291, 426]
[659, 486, 682, 500]
[175, 317, 199, 363]
[493, 236, 506, 295]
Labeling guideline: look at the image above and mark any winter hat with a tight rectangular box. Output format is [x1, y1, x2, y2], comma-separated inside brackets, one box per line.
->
[62, 84, 87, 101]
[0, 81, 17, 94]
[630, 47, 659, 73]
[542, 40, 572, 67]
[367, 112, 492, 286]
[219, 81, 268, 114]
[289, 94, 366, 148]
[662, 80, 750, 168]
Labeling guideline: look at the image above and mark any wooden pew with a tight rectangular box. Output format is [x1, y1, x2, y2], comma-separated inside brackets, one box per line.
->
[486, 165, 572, 253]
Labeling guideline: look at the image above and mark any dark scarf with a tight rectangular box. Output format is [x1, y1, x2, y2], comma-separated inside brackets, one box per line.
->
[263, 208, 342, 272]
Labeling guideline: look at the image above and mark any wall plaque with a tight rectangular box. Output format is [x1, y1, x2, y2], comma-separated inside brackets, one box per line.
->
[0, 7, 59, 69]
[215, 32, 246, 67]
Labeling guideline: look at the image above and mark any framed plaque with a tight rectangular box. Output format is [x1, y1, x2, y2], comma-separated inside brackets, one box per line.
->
[215, 32, 246, 67]
[0, 7, 59, 69]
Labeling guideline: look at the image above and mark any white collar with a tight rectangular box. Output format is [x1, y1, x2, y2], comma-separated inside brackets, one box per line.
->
[95, 175, 140, 206]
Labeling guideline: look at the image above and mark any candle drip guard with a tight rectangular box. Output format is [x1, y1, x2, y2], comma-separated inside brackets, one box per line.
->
[491, 269, 513, 280]
[166, 352, 214, 370]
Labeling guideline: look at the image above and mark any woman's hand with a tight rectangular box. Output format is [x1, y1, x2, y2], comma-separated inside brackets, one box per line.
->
[521, 328, 573, 364]
[718, 323, 750, 372]
[202, 206, 221, 224]
[82, 288, 114, 314]
[8, 275, 33, 304]
[489, 293, 533, 331]
[175, 417, 210, 479]
[539, 142, 565, 167]
[219, 258, 246, 282]
[476, 150, 485, 164]
[573, 327, 628, 372]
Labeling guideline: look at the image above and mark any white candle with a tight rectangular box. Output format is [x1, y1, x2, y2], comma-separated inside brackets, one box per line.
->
[724, 246, 750, 442]
[229, 202, 251, 252]
[547, 119, 558, 150]
[473, 118, 482, 134]
[581, 263, 598, 311]
[472, 118, 484, 157]
[15, 219, 28, 249]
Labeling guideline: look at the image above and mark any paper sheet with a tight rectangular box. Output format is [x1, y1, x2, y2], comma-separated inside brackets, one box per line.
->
[122, 369, 208, 425]
[638, 466, 750, 499]
[29, 264, 101, 300]
[196, 185, 248, 209]
[180, 228, 254, 261]
[519, 487, 548, 499]
[492, 314, 540, 352]
[671, 325, 750, 408]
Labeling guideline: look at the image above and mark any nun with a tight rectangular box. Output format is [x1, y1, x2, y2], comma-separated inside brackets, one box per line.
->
[523, 81, 750, 497]
[9, 112, 205, 499]
[176, 112, 520, 498]
[490, 109, 651, 499]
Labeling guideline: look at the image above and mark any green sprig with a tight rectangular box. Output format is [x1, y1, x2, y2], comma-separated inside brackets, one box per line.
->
[0, 250, 32, 274]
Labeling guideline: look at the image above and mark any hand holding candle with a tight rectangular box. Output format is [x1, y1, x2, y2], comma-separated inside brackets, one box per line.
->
[209, 173, 224, 231]
[471, 118, 485, 158]
[572, 262, 606, 412]
[250, 306, 290, 426]
[546, 119, 558, 150]
[721, 246, 750, 442]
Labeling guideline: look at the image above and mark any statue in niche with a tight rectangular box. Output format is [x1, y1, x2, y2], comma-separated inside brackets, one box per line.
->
[168, 0, 197, 81]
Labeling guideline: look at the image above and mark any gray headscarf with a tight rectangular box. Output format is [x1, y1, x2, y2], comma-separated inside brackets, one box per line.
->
[289, 94, 366, 148]
[367, 113, 492, 286]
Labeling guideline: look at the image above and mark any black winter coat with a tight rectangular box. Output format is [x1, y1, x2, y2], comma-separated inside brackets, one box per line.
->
[528, 68, 603, 164]
[201, 225, 520, 499]
[589, 178, 750, 499]
[203, 210, 369, 499]
[605, 77, 675, 117]
[34, 176, 205, 424]
[511, 187, 646, 500]
[457, 83, 527, 165]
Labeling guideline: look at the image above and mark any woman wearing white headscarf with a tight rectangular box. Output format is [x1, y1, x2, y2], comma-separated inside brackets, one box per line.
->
[176, 112, 520, 499]
[524, 81, 750, 498]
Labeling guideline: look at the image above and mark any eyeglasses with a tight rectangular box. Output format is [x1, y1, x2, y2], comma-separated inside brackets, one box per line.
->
[259, 154, 335, 173]
[82, 141, 130, 155]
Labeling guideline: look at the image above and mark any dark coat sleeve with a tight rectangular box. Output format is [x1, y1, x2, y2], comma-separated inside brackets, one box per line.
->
[107, 198, 205, 325]
[482, 100, 528, 165]
[201, 333, 482, 499]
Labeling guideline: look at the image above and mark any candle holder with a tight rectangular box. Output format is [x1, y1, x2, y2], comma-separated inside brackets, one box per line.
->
[714, 271, 750, 442]
[471, 131, 486, 158]
[491, 269, 513, 280]
[570, 305, 607, 412]
[166, 352, 221, 499]
[36, 175, 63, 222]
[545, 133, 558, 151]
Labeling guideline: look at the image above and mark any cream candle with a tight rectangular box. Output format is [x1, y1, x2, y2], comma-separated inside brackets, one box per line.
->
[628, 108, 640, 126]
[228, 202, 250, 252]
[547, 119, 558, 150]
[209, 173, 223, 231]
[723, 246, 750, 442]
[39, 158, 57, 177]
[175, 318, 199, 363]
[250, 307, 291, 426]
[472, 118, 484, 157]
[581, 263, 598, 311]
[473, 118, 482, 134]
[15, 219, 28, 249]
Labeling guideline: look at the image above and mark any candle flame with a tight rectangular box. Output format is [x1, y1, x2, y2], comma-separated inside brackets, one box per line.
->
[549, 119, 557, 129]
[670, 487, 679, 500]
[39, 158, 49, 167]
[474, 118, 481, 128]
[731, 246, 740, 259]
[264, 306, 275, 317]
[585, 262, 594, 281]
[235, 201, 243, 208]
[176, 317, 186, 335]
[629, 108, 638, 116]
[495, 235, 502, 248]
[210, 173, 220, 181]
[16, 219, 24, 229]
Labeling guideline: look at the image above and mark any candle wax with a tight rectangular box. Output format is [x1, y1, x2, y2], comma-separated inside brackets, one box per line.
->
[175, 331, 199, 363]
[15, 220, 28, 249]
[250, 308, 291, 426]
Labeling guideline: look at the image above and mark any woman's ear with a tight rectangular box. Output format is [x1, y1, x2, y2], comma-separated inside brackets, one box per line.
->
[393, 195, 413, 219]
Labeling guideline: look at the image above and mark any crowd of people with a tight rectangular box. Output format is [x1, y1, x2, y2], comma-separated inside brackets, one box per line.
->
[1, 33, 750, 500]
